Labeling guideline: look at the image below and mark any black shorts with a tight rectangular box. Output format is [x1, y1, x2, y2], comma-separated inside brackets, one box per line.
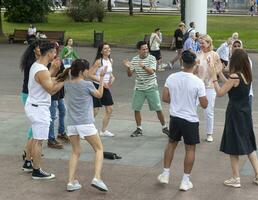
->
[150, 50, 162, 61]
[220, 59, 228, 66]
[169, 116, 200, 145]
[93, 82, 114, 107]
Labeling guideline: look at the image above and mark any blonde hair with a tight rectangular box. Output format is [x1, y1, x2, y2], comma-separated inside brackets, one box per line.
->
[199, 34, 213, 52]
[232, 32, 239, 40]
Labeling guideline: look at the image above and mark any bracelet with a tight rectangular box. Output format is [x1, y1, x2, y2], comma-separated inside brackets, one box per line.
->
[142, 66, 146, 69]
[213, 80, 218, 83]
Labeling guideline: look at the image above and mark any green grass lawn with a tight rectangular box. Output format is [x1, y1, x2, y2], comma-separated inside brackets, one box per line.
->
[2, 13, 258, 49]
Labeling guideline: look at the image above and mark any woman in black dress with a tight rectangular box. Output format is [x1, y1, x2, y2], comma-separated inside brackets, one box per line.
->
[211, 48, 258, 188]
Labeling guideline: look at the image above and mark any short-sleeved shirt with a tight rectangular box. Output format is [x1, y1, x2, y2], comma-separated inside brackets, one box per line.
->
[65, 80, 96, 126]
[27, 62, 51, 106]
[130, 54, 157, 90]
[165, 71, 206, 122]
[174, 29, 183, 49]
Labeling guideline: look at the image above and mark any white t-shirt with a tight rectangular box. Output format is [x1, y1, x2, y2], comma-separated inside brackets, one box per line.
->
[28, 27, 36, 36]
[95, 58, 113, 84]
[165, 71, 206, 122]
[26, 62, 51, 106]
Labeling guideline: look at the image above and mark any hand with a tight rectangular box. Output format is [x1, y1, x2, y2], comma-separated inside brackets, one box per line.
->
[139, 62, 145, 68]
[50, 58, 61, 73]
[100, 66, 107, 78]
[108, 76, 115, 88]
[123, 59, 131, 68]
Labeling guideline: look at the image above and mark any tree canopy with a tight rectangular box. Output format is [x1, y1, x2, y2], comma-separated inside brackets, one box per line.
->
[3, 0, 52, 23]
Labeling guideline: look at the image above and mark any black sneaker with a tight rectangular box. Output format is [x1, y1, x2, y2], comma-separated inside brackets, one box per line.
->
[162, 127, 169, 136]
[22, 160, 33, 172]
[130, 128, 143, 137]
[32, 168, 55, 180]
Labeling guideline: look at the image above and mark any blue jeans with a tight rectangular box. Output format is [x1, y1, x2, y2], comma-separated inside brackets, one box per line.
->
[20, 92, 33, 139]
[48, 98, 66, 141]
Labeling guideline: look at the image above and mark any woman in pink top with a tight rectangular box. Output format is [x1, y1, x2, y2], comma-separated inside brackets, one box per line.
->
[197, 34, 222, 142]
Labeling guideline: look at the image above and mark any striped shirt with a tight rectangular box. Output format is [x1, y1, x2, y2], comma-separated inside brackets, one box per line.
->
[130, 54, 157, 90]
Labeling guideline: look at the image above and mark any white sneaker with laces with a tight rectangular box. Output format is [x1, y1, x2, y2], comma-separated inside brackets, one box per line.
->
[224, 177, 241, 188]
[206, 135, 213, 142]
[91, 178, 108, 192]
[67, 180, 82, 191]
[99, 130, 115, 137]
[179, 180, 193, 191]
[157, 173, 169, 184]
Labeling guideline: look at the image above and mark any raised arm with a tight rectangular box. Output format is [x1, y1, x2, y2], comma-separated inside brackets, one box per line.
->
[123, 59, 134, 77]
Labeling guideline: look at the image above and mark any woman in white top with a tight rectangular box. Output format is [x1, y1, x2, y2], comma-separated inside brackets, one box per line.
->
[91, 43, 115, 137]
[196, 34, 222, 142]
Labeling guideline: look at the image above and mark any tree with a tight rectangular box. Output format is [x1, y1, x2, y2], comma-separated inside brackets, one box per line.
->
[3, 0, 52, 23]
[129, 0, 133, 16]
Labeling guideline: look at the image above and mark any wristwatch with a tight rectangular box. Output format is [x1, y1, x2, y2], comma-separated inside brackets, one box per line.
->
[142, 65, 146, 69]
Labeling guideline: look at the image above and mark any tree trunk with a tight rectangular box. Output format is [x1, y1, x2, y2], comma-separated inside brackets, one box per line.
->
[129, 0, 133, 16]
[0, 0, 6, 40]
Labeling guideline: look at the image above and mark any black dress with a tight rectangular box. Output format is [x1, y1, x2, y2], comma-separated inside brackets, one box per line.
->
[220, 74, 257, 155]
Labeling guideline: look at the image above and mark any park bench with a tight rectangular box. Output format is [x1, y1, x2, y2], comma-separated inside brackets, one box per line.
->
[144, 34, 173, 49]
[8, 29, 65, 44]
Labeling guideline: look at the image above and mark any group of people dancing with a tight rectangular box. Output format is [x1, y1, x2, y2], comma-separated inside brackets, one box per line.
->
[19, 30, 258, 193]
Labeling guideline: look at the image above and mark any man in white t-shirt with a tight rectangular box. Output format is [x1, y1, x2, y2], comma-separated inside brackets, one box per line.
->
[157, 50, 208, 191]
[24, 42, 65, 180]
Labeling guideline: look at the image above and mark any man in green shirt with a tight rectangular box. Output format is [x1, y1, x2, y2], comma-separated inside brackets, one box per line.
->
[123, 41, 169, 137]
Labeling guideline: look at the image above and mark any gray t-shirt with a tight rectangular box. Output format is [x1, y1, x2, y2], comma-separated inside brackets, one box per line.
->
[65, 80, 96, 126]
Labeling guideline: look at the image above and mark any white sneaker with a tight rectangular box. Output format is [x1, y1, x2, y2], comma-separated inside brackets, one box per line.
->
[99, 130, 115, 137]
[179, 180, 193, 191]
[224, 177, 241, 188]
[206, 135, 213, 142]
[91, 178, 108, 192]
[253, 177, 258, 185]
[167, 62, 173, 69]
[67, 180, 82, 192]
[161, 63, 168, 68]
[157, 173, 169, 184]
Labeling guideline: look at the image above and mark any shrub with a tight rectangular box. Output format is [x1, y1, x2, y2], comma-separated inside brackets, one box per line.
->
[67, 0, 106, 22]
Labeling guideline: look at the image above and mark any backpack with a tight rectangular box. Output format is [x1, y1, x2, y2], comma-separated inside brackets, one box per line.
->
[182, 28, 193, 45]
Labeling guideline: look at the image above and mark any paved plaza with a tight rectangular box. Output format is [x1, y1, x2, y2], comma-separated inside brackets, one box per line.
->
[0, 44, 258, 200]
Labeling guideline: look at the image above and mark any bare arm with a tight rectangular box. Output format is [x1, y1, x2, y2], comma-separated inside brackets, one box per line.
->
[36, 70, 64, 95]
[91, 67, 107, 98]
[89, 59, 101, 82]
[139, 62, 155, 75]
[123, 59, 133, 77]
[199, 96, 208, 109]
[162, 87, 170, 104]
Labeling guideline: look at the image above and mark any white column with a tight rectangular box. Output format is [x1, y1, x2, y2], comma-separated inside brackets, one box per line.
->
[185, 0, 207, 34]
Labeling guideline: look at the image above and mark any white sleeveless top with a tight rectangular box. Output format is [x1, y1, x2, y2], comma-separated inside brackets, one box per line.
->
[95, 58, 113, 84]
[26, 62, 51, 106]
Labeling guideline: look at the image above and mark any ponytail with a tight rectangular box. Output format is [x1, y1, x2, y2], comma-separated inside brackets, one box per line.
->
[56, 68, 70, 82]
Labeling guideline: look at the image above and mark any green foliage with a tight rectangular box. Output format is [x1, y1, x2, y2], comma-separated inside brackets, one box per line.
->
[68, 0, 106, 22]
[3, 0, 52, 23]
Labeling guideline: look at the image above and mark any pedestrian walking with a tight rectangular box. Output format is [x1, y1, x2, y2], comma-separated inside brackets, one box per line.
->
[123, 41, 169, 137]
[157, 50, 208, 191]
[61, 37, 79, 68]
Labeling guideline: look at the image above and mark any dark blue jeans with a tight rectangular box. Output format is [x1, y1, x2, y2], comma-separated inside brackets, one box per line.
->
[48, 98, 66, 141]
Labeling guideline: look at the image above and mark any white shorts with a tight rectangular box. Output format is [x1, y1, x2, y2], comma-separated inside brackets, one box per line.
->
[67, 124, 98, 139]
[25, 103, 51, 140]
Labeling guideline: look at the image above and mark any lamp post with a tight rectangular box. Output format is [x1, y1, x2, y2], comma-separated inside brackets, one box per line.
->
[140, 0, 143, 12]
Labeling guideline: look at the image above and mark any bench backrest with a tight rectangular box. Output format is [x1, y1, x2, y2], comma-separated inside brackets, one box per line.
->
[13, 29, 28, 39]
[144, 34, 173, 48]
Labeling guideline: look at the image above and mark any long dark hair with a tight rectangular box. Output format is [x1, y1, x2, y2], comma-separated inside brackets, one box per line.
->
[20, 40, 41, 72]
[95, 42, 111, 62]
[56, 59, 90, 82]
[229, 48, 252, 83]
[65, 37, 72, 46]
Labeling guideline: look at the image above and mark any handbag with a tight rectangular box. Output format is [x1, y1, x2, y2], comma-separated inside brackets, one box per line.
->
[103, 151, 122, 160]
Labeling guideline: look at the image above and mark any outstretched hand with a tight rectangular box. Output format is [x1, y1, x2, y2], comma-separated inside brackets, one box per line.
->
[123, 59, 131, 68]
